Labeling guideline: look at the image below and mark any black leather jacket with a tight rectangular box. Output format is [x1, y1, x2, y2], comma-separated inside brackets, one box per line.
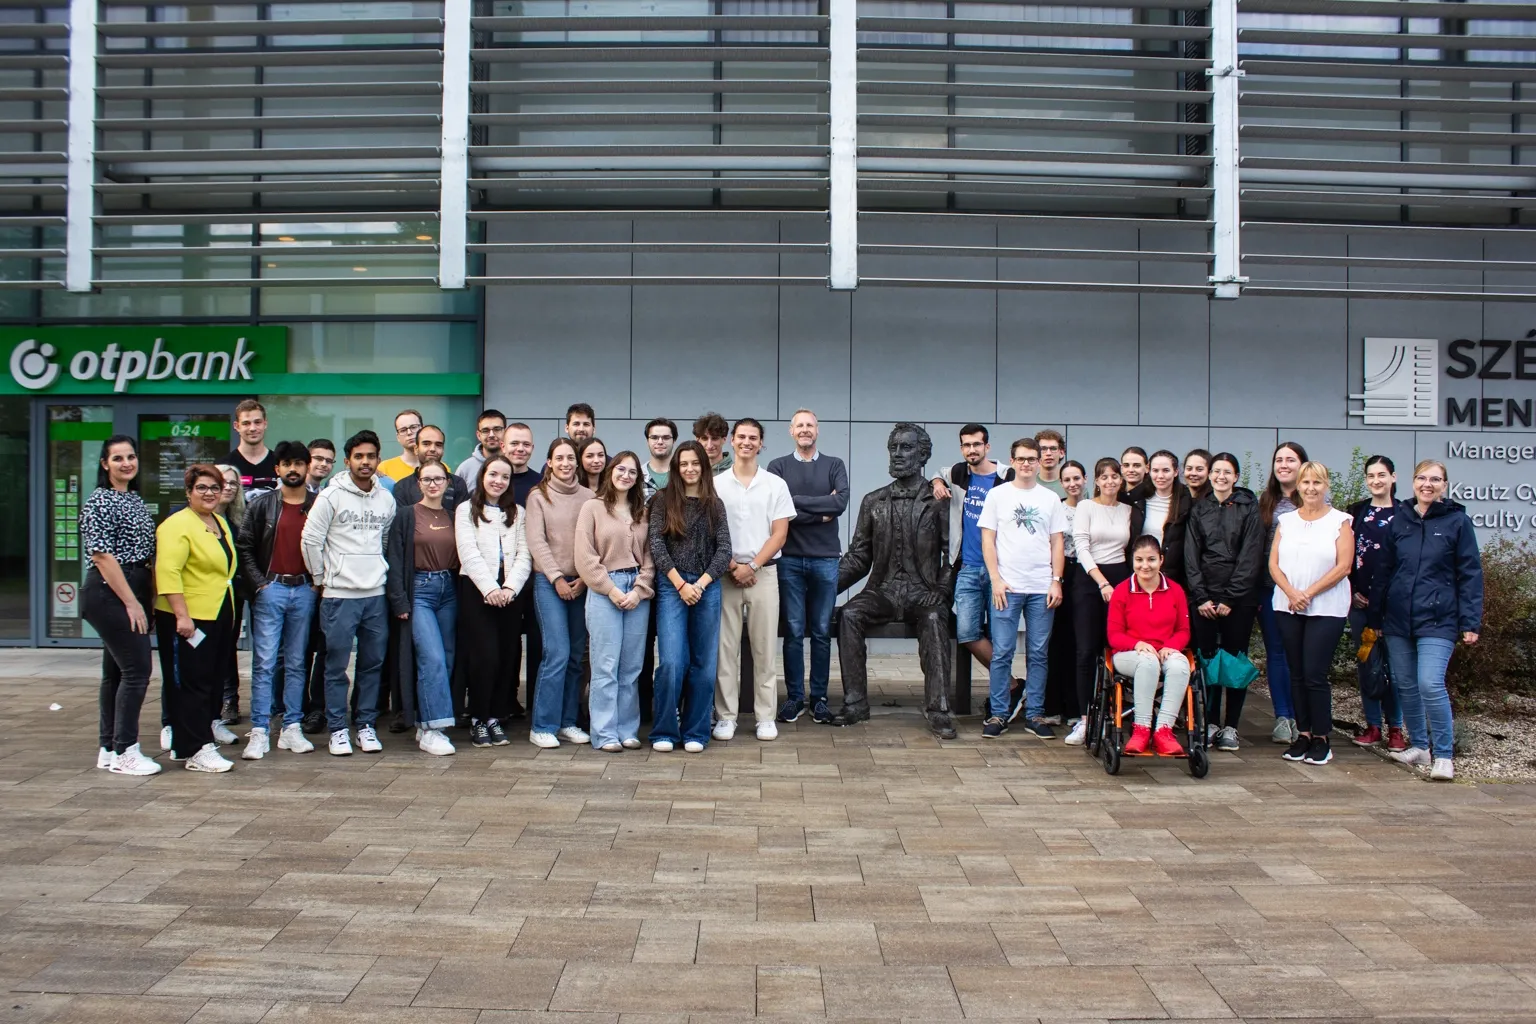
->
[392, 468, 470, 511]
[236, 489, 317, 596]
[838, 478, 952, 602]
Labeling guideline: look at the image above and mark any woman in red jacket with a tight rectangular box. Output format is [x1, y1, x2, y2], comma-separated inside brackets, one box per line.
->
[1108, 535, 1192, 757]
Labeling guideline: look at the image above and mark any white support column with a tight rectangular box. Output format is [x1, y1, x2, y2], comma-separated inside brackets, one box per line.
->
[1207, 0, 1245, 300]
[438, 0, 470, 289]
[827, 0, 857, 290]
[64, 0, 96, 293]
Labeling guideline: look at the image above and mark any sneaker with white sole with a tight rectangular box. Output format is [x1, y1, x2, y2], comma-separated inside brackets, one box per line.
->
[1214, 726, 1240, 751]
[529, 731, 560, 749]
[1390, 746, 1431, 767]
[277, 723, 314, 753]
[1064, 718, 1088, 746]
[1271, 717, 1297, 745]
[186, 743, 233, 773]
[329, 729, 353, 756]
[160, 725, 173, 754]
[242, 728, 269, 760]
[557, 725, 590, 745]
[713, 719, 737, 741]
[356, 726, 382, 753]
[621, 737, 641, 749]
[211, 719, 238, 745]
[109, 744, 162, 776]
[96, 747, 114, 770]
[1429, 757, 1454, 781]
[652, 739, 674, 752]
[684, 740, 705, 753]
[417, 729, 455, 756]
[756, 721, 778, 741]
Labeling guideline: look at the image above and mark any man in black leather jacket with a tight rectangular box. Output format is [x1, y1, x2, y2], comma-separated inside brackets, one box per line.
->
[833, 422, 956, 737]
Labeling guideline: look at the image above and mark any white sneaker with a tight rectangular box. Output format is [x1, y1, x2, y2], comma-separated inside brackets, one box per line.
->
[621, 737, 641, 749]
[277, 723, 314, 753]
[557, 726, 590, 744]
[1391, 746, 1431, 767]
[242, 728, 269, 760]
[329, 730, 353, 756]
[96, 747, 114, 770]
[652, 739, 674, 752]
[211, 719, 238, 745]
[160, 725, 173, 754]
[1064, 718, 1088, 746]
[186, 743, 233, 773]
[356, 726, 382, 753]
[417, 729, 455, 756]
[713, 719, 737, 741]
[756, 721, 778, 741]
[109, 744, 162, 776]
[1429, 757, 1454, 781]
[684, 741, 705, 753]
[529, 731, 560, 749]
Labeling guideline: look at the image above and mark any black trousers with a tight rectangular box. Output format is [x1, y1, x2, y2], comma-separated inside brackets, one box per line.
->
[512, 581, 541, 716]
[221, 594, 245, 708]
[155, 596, 234, 757]
[1275, 610, 1346, 737]
[457, 576, 523, 722]
[1045, 560, 1077, 718]
[84, 564, 155, 754]
[1071, 560, 1131, 716]
[1191, 602, 1259, 729]
[637, 597, 657, 724]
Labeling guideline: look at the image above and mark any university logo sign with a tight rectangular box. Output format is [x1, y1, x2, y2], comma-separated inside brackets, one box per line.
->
[1349, 337, 1438, 426]
[1349, 335, 1536, 429]
[1, 326, 287, 395]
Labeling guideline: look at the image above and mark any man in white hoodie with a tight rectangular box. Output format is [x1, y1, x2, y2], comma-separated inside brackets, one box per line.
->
[301, 429, 396, 756]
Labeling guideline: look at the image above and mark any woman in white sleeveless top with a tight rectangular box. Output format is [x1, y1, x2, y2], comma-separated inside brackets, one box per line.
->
[1268, 462, 1354, 767]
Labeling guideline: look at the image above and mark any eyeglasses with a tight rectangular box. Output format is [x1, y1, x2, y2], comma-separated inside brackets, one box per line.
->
[420, 476, 448, 486]
[477, 425, 505, 436]
[191, 484, 222, 495]
[396, 423, 422, 435]
[647, 433, 673, 442]
[222, 481, 239, 490]
[1038, 445, 1063, 453]
[1013, 456, 1040, 464]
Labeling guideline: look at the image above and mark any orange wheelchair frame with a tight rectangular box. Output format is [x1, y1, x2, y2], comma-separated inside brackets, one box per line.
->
[1085, 648, 1209, 778]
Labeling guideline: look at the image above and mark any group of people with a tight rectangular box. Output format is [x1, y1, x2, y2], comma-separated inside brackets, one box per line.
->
[81, 398, 1483, 783]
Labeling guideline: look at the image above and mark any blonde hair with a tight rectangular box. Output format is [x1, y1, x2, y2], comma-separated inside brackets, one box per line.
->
[1413, 459, 1448, 482]
[214, 463, 246, 523]
[1296, 461, 1331, 488]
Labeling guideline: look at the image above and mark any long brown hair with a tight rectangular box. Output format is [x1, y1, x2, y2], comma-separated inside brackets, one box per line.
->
[1148, 449, 1189, 525]
[535, 437, 579, 503]
[659, 440, 720, 538]
[470, 455, 518, 525]
[575, 436, 608, 491]
[1259, 440, 1309, 523]
[596, 451, 646, 522]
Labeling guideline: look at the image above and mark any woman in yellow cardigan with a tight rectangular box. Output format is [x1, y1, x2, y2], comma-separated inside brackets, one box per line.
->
[155, 463, 239, 773]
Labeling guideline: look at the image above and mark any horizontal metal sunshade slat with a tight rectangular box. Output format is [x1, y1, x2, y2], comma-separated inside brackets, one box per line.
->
[96, 17, 445, 37]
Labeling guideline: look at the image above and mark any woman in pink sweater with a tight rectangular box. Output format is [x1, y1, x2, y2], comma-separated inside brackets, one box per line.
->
[576, 451, 656, 751]
[526, 438, 597, 748]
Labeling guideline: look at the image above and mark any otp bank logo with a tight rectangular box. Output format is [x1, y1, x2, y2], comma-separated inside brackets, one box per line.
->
[9, 339, 60, 390]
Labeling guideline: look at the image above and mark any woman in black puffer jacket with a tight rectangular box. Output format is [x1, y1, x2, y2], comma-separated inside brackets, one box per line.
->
[1183, 452, 1267, 751]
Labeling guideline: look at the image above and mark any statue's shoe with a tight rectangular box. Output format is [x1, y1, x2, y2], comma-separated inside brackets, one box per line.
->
[928, 713, 957, 740]
[830, 705, 870, 727]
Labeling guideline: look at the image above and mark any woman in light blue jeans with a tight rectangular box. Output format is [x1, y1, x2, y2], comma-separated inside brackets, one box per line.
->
[575, 452, 656, 752]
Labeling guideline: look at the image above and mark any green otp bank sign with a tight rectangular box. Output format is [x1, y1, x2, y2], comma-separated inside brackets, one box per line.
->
[3, 326, 286, 395]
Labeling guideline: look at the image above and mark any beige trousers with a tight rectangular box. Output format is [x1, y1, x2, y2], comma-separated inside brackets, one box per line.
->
[715, 564, 780, 724]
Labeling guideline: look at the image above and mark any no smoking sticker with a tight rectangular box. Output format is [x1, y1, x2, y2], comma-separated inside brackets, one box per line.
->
[53, 582, 77, 620]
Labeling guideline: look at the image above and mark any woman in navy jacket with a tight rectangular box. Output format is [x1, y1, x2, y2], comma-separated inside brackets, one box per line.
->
[1370, 459, 1483, 782]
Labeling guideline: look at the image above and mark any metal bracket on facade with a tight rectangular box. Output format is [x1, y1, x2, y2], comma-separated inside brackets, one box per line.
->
[65, 0, 97, 293]
[827, 0, 857, 290]
[438, 0, 471, 290]
[1207, 0, 1243, 300]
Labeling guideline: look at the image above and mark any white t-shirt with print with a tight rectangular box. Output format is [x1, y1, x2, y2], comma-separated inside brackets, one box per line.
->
[977, 482, 1067, 593]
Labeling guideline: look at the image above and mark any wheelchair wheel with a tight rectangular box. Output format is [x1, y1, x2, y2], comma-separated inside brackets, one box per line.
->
[1085, 662, 1108, 755]
[1102, 738, 1121, 775]
[1189, 747, 1209, 779]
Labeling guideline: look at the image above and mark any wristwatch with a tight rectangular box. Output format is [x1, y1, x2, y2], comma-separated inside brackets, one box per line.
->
[1052, 575, 1064, 583]
[748, 561, 759, 573]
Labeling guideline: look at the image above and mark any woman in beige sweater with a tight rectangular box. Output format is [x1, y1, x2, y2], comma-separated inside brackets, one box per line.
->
[576, 451, 656, 752]
[526, 438, 597, 748]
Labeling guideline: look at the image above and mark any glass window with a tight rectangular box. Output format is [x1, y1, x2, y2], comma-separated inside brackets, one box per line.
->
[283, 321, 479, 374]
[0, 398, 28, 640]
[259, 394, 479, 477]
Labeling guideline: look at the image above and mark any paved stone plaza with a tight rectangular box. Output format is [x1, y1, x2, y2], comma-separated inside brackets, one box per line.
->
[3, 649, 1536, 1024]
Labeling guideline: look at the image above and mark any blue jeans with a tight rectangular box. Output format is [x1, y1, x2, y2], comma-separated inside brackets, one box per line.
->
[532, 574, 588, 734]
[653, 572, 722, 746]
[585, 569, 648, 747]
[1384, 634, 1456, 759]
[988, 592, 1054, 719]
[1348, 605, 1399, 729]
[952, 563, 991, 645]
[1256, 596, 1295, 719]
[779, 555, 838, 702]
[320, 594, 388, 731]
[411, 570, 457, 730]
[251, 580, 317, 730]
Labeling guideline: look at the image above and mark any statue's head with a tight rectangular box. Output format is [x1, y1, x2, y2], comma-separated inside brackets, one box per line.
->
[887, 422, 932, 480]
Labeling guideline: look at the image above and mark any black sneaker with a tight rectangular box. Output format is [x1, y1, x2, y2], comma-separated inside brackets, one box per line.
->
[982, 716, 1007, 738]
[508, 699, 526, 720]
[388, 712, 411, 734]
[777, 698, 806, 723]
[220, 699, 240, 725]
[1281, 736, 1310, 761]
[1024, 718, 1056, 740]
[1006, 679, 1026, 722]
[301, 709, 326, 735]
[487, 720, 510, 746]
[811, 698, 833, 724]
[1301, 736, 1332, 765]
[470, 721, 492, 747]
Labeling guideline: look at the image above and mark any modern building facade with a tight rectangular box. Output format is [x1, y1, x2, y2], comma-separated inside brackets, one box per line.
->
[1, 0, 1532, 645]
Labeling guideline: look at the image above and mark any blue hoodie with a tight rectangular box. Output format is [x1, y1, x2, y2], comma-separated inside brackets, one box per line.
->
[1369, 498, 1483, 641]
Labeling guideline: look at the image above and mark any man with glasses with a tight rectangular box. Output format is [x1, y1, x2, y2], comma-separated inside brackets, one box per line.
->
[457, 408, 506, 494]
[305, 439, 336, 494]
[377, 409, 424, 483]
[1035, 430, 1067, 499]
[392, 425, 469, 510]
[642, 418, 677, 500]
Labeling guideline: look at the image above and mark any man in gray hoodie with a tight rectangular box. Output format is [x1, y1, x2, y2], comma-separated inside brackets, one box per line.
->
[301, 429, 396, 756]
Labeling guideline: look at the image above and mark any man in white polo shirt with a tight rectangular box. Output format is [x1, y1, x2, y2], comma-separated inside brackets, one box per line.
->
[713, 417, 795, 742]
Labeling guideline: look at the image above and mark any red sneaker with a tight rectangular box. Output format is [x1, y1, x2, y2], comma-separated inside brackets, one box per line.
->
[1352, 725, 1382, 747]
[1386, 727, 1409, 752]
[1152, 726, 1186, 757]
[1123, 724, 1151, 755]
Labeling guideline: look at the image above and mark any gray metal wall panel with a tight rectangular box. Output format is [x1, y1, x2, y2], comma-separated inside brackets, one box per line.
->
[1138, 293, 1210, 427]
[999, 290, 1139, 426]
[630, 284, 781, 422]
[850, 286, 997, 422]
[1208, 296, 1348, 428]
[778, 286, 852, 421]
[483, 284, 634, 421]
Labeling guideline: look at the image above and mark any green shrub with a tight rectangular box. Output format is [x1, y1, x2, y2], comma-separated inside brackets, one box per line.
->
[1446, 535, 1536, 707]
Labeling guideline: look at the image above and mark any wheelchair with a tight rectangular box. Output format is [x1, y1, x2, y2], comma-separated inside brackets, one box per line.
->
[1085, 648, 1209, 778]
